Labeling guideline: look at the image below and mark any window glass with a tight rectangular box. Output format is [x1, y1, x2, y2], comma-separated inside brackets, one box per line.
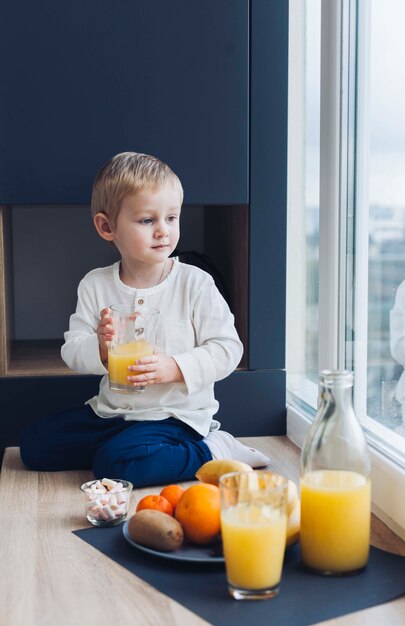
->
[287, 0, 321, 406]
[368, 0, 405, 437]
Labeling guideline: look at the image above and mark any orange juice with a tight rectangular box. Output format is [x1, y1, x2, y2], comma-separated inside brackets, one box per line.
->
[300, 470, 371, 573]
[108, 340, 153, 389]
[221, 503, 287, 590]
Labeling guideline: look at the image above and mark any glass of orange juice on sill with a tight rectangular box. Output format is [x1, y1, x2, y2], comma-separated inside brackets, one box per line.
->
[219, 470, 288, 600]
[108, 305, 160, 394]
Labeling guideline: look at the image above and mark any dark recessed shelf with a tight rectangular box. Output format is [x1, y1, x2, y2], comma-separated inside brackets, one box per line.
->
[0, 205, 248, 377]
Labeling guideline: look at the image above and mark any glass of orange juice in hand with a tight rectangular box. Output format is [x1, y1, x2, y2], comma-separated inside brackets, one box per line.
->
[219, 470, 288, 600]
[108, 305, 160, 394]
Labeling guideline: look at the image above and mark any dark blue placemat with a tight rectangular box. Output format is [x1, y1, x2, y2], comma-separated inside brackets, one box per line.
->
[73, 525, 405, 626]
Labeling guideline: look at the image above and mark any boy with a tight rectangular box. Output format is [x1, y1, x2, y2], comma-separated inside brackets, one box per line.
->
[20, 152, 269, 486]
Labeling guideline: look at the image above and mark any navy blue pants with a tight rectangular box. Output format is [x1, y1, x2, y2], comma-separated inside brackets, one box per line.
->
[19, 405, 212, 487]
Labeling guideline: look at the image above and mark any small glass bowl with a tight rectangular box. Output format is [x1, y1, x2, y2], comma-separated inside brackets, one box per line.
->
[80, 478, 133, 527]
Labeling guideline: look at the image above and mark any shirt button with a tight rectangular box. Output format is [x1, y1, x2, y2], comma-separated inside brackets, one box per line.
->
[138, 299, 144, 305]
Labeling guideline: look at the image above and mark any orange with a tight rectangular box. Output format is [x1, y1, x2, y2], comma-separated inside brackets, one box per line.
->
[175, 483, 221, 545]
[160, 484, 185, 513]
[136, 494, 173, 516]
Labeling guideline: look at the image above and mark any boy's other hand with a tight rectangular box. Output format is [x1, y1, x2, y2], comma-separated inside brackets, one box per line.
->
[97, 307, 114, 363]
[127, 353, 184, 387]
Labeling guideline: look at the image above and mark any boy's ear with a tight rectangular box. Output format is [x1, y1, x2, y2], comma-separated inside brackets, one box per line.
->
[93, 213, 114, 241]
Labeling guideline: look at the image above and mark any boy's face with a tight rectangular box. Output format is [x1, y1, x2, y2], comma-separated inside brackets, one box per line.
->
[104, 181, 181, 267]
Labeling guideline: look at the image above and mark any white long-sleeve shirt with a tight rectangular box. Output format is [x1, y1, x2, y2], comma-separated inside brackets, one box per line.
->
[61, 258, 243, 436]
[390, 279, 405, 406]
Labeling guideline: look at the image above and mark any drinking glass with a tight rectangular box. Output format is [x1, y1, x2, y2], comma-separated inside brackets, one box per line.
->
[80, 478, 133, 526]
[108, 305, 160, 394]
[219, 470, 288, 600]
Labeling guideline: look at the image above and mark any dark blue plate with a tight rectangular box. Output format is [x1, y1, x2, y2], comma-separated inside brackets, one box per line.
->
[123, 520, 224, 564]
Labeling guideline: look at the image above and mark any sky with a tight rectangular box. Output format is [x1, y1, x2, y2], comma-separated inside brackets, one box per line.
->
[370, 0, 405, 153]
[369, 0, 405, 207]
[303, 0, 405, 208]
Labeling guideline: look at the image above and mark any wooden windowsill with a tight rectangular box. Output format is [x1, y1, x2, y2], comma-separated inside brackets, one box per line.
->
[0, 438, 404, 626]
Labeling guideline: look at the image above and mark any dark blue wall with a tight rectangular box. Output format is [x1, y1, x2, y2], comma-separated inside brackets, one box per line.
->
[250, 0, 288, 371]
[0, 1, 288, 454]
[0, 1, 248, 205]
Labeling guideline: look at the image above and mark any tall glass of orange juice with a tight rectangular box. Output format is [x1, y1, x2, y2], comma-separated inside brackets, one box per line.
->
[108, 305, 160, 394]
[219, 471, 288, 600]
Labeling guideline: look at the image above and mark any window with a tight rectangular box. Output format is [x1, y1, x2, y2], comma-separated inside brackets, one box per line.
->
[287, 0, 405, 535]
[287, 0, 321, 412]
[367, 1, 405, 434]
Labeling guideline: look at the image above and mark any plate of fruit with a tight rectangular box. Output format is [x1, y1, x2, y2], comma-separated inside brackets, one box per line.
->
[124, 479, 225, 563]
[123, 460, 300, 563]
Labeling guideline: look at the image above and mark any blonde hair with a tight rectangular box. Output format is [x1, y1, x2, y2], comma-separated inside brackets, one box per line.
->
[90, 152, 184, 227]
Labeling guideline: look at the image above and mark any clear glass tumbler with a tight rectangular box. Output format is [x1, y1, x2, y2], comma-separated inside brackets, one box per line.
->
[108, 305, 160, 394]
[219, 470, 288, 600]
[80, 478, 133, 527]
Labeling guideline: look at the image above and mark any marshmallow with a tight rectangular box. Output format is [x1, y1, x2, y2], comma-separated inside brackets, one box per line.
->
[83, 478, 130, 525]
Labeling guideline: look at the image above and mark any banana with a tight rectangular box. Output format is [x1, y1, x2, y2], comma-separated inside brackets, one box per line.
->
[286, 499, 300, 547]
[196, 460, 300, 545]
[286, 479, 299, 515]
[195, 459, 253, 485]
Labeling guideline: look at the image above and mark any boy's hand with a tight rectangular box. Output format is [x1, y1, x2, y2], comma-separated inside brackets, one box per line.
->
[127, 353, 184, 387]
[97, 308, 114, 363]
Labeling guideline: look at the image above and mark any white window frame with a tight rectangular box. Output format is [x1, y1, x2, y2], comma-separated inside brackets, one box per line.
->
[287, 0, 405, 538]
